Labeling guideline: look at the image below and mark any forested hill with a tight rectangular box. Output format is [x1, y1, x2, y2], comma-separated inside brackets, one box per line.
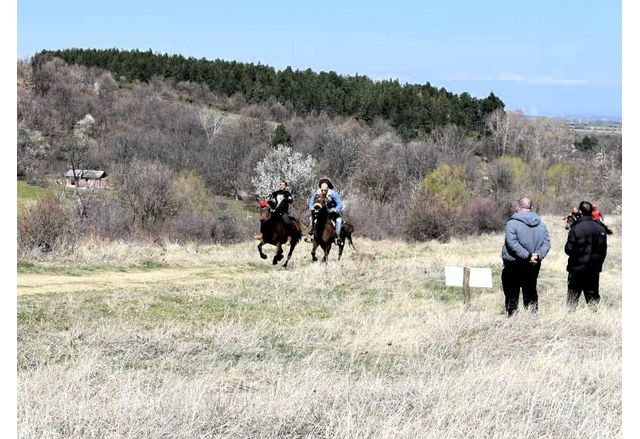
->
[35, 48, 504, 139]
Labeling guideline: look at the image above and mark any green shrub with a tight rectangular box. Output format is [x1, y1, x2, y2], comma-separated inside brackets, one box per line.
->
[496, 156, 527, 189]
[422, 164, 470, 209]
[173, 170, 212, 214]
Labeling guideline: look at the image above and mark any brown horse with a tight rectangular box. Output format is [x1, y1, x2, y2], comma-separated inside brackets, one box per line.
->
[564, 207, 582, 230]
[310, 194, 355, 262]
[564, 206, 613, 235]
[257, 201, 302, 268]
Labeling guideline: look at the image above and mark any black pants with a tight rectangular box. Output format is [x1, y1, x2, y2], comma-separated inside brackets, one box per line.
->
[502, 260, 541, 316]
[567, 271, 600, 311]
[274, 209, 290, 225]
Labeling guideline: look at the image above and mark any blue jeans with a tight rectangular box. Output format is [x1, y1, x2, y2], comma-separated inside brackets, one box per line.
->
[309, 214, 342, 237]
[335, 216, 342, 236]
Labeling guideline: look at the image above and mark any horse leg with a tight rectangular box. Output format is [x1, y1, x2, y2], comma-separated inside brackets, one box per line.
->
[311, 241, 319, 262]
[258, 240, 268, 259]
[338, 241, 344, 260]
[282, 239, 297, 269]
[322, 242, 331, 263]
[273, 243, 284, 265]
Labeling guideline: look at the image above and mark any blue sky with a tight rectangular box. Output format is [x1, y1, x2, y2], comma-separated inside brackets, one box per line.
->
[17, 0, 621, 119]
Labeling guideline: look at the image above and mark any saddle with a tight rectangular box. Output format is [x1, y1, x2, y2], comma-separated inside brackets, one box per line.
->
[309, 217, 339, 237]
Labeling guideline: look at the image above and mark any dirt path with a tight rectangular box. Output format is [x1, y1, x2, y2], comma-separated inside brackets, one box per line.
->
[17, 265, 256, 296]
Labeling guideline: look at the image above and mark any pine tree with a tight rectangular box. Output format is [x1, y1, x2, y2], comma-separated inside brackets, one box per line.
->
[270, 124, 292, 147]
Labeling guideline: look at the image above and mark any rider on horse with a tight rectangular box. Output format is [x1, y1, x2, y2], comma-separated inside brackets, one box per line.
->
[307, 178, 344, 246]
[268, 179, 293, 228]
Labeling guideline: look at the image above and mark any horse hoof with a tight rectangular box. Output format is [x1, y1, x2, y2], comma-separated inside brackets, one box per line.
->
[260, 254, 267, 259]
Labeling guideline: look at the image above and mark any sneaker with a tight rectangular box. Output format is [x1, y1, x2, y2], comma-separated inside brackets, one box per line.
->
[335, 237, 343, 246]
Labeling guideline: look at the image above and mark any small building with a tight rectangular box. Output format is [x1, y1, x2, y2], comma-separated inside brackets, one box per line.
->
[64, 169, 109, 189]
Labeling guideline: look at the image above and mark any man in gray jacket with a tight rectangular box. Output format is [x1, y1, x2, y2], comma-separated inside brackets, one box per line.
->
[501, 197, 551, 316]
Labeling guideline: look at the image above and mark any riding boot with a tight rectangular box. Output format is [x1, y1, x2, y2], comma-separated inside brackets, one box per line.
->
[305, 216, 314, 242]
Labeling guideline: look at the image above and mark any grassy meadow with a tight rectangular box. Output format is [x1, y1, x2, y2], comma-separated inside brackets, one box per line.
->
[17, 215, 622, 438]
[17, 180, 48, 211]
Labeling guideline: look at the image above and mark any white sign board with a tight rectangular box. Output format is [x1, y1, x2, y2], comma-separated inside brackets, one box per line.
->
[445, 266, 493, 288]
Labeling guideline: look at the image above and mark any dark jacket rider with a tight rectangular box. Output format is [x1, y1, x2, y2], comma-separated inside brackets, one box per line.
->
[269, 180, 293, 225]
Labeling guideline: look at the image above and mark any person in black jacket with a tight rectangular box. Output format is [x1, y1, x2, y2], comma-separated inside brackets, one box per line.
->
[564, 200, 608, 311]
[268, 180, 293, 225]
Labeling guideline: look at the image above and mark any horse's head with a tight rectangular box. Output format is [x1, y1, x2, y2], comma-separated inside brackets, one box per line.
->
[312, 194, 328, 216]
[259, 200, 272, 221]
[564, 208, 581, 230]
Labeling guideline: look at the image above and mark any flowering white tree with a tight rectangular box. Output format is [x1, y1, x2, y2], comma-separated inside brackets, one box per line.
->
[74, 114, 95, 144]
[66, 114, 96, 190]
[252, 146, 316, 199]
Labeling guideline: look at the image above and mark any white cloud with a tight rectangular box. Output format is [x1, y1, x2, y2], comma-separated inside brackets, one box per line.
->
[445, 72, 589, 86]
[444, 73, 493, 81]
[497, 73, 526, 82]
[528, 77, 589, 86]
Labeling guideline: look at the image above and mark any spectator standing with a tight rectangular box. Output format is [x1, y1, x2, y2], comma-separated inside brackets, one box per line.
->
[564, 200, 608, 311]
[501, 197, 551, 316]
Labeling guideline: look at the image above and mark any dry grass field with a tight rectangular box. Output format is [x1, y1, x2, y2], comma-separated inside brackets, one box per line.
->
[17, 215, 622, 438]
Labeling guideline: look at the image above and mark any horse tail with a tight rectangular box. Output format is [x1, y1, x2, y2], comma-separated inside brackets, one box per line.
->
[343, 223, 356, 250]
[347, 233, 356, 250]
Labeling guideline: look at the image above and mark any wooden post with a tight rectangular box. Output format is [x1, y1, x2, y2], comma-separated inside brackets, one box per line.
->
[463, 266, 470, 305]
[445, 266, 492, 307]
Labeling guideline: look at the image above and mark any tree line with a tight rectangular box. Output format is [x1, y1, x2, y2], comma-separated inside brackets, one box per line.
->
[17, 56, 621, 253]
[34, 48, 504, 140]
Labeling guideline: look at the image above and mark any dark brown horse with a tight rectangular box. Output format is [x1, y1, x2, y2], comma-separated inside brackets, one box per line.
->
[310, 194, 355, 262]
[257, 201, 302, 268]
[564, 206, 613, 235]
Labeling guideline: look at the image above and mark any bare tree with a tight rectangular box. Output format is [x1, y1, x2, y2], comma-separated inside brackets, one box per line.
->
[484, 109, 527, 157]
[354, 132, 407, 202]
[17, 124, 49, 177]
[401, 140, 439, 181]
[431, 124, 469, 158]
[56, 114, 97, 218]
[320, 118, 369, 187]
[523, 117, 573, 162]
[113, 159, 181, 232]
[199, 108, 228, 145]
[65, 114, 96, 187]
